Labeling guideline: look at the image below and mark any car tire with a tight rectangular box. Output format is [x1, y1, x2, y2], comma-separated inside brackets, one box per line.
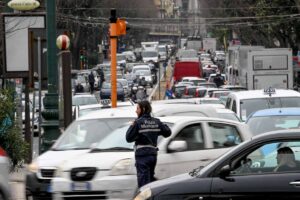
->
[0, 192, 4, 200]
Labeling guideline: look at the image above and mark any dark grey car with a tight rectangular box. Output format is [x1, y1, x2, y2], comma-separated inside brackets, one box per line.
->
[135, 130, 300, 200]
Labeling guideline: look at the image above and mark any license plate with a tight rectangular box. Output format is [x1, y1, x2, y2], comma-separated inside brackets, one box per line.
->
[47, 184, 52, 193]
[71, 182, 90, 191]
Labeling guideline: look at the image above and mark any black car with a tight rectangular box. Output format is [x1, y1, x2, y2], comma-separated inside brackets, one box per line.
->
[135, 130, 300, 200]
[100, 82, 125, 101]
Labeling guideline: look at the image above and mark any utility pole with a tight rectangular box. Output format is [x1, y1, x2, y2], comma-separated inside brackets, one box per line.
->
[110, 9, 118, 108]
[41, 0, 59, 153]
[109, 9, 127, 107]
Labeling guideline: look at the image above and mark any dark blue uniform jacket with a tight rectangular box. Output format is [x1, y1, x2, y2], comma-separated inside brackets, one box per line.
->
[126, 114, 171, 156]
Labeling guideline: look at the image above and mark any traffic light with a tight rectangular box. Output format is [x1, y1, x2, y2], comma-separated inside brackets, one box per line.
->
[116, 19, 127, 36]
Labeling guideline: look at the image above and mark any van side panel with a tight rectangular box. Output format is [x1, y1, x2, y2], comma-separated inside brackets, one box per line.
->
[173, 62, 202, 81]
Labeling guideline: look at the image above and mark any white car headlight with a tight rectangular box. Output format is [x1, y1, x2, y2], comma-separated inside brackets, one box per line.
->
[110, 158, 134, 176]
[134, 187, 152, 200]
[27, 161, 39, 173]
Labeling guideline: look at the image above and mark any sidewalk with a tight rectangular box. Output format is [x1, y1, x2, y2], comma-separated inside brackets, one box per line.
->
[152, 61, 173, 101]
[9, 166, 26, 182]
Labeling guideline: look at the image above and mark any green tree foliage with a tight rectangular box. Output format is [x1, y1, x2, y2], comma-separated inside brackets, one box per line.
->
[56, 0, 157, 69]
[203, 0, 300, 52]
[0, 89, 29, 170]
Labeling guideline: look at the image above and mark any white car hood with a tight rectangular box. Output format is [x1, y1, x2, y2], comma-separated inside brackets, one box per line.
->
[36, 150, 89, 168]
[59, 151, 134, 170]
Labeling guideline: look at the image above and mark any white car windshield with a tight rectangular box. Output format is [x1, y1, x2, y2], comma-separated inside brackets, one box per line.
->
[52, 118, 134, 150]
[247, 115, 300, 135]
[135, 70, 151, 76]
[94, 122, 174, 150]
[95, 124, 134, 150]
[142, 51, 158, 57]
[72, 96, 98, 106]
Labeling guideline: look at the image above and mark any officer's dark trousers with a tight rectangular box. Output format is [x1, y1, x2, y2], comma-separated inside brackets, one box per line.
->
[135, 154, 157, 188]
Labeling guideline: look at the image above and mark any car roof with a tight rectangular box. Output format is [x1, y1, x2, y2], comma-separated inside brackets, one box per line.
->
[158, 116, 242, 125]
[251, 129, 300, 142]
[78, 101, 134, 110]
[132, 65, 150, 68]
[209, 73, 225, 76]
[79, 103, 230, 121]
[221, 85, 247, 89]
[249, 107, 300, 117]
[228, 89, 300, 100]
[78, 106, 137, 120]
[72, 93, 96, 98]
[181, 77, 205, 80]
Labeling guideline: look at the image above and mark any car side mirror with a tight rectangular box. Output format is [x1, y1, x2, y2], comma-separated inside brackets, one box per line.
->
[168, 140, 187, 153]
[219, 165, 232, 178]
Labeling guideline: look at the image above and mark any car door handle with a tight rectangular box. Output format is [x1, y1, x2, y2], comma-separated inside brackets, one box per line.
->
[200, 159, 210, 162]
[289, 181, 300, 186]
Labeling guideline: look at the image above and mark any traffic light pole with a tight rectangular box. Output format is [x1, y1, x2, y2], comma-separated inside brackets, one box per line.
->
[110, 9, 118, 108]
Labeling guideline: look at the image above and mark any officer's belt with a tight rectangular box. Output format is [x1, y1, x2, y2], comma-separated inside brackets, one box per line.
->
[136, 144, 156, 150]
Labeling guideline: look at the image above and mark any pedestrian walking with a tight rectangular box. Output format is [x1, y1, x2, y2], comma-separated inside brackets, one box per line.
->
[126, 100, 171, 188]
[97, 67, 105, 90]
[163, 61, 168, 79]
[88, 71, 95, 94]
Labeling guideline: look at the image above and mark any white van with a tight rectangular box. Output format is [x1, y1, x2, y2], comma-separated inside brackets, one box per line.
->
[225, 89, 300, 121]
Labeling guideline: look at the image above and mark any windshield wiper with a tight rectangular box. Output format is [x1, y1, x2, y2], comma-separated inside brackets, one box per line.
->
[90, 147, 133, 152]
[189, 166, 204, 177]
[51, 147, 88, 151]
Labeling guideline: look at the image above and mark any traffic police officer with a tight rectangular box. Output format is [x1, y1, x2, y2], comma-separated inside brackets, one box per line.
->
[126, 100, 171, 188]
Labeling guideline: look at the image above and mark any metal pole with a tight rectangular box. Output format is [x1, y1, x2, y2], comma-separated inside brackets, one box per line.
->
[24, 78, 32, 162]
[37, 37, 42, 155]
[110, 9, 117, 108]
[158, 64, 161, 100]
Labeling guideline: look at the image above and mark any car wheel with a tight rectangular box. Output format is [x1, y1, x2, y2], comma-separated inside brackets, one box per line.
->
[0, 192, 4, 200]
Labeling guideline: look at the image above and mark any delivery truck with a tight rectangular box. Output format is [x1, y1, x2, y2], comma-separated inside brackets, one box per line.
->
[227, 47, 293, 90]
[173, 61, 203, 83]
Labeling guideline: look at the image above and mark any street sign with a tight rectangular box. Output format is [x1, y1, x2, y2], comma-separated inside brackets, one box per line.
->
[8, 0, 40, 11]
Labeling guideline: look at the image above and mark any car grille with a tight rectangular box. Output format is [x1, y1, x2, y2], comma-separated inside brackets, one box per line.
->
[70, 167, 97, 181]
[63, 191, 106, 200]
[40, 169, 56, 178]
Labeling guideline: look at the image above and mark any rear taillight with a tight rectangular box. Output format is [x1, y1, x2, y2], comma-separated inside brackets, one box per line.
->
[195, 90, 199, 97]
[0, 147, 7, 157]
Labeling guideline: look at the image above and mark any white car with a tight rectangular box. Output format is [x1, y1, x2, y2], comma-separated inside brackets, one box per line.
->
[52, 116, 252, 200]
[25, 106, 137, 200]
[158, 45, 167, 61]
[225, 89, 300, 121]
[141, 50, 159, 63]
[122, 51, 136, 62]
[73, 101, 135, 119]
[207, 73, 226, 83]
[27, 103, 239, 198]
[180, 76, 206, 86]
[0, 147, 11, 200]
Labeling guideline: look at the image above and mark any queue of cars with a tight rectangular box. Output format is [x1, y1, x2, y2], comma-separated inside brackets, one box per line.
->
[19, 43, 300, 199]
[26, 102, 243, 199]
[52, 116, 251, 199]
[24, 85, 300, 200]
